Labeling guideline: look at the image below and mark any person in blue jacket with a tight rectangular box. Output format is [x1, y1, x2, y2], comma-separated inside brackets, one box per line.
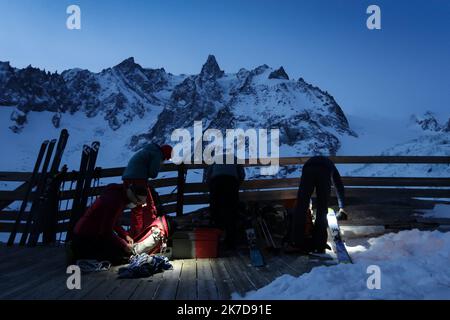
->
[122, 143, 172, 237]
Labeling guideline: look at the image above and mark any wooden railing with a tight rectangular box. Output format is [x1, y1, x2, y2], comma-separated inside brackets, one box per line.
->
[1, 156, 450, 243]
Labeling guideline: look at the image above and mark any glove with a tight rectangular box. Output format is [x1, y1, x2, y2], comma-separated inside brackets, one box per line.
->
[336, 208, 348, 221]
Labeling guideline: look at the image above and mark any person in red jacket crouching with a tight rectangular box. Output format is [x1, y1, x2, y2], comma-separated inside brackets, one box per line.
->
[71, 183, 148, 265]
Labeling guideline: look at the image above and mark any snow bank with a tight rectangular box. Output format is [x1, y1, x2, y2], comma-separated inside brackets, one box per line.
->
[236, 230, 450, 300]
[423, 204, 450, 219]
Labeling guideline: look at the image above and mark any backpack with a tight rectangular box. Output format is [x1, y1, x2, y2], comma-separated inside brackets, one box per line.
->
[260, 204, 290, 246]
[132, 215, 173, 255]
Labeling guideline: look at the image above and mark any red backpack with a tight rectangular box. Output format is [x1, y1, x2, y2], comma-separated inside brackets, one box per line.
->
[133, 215, 172, 255]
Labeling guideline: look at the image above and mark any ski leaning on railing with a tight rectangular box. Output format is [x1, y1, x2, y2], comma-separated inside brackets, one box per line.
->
[7, 140, 49, 246]
[66, 141, 100, 241]
[28, 129, 70, 246]
[7, 129, 70, 246]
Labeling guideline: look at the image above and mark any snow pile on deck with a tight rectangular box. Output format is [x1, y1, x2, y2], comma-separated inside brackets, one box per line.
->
[236, 229, 450, 300]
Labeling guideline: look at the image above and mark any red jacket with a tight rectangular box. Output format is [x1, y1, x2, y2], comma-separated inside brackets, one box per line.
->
[74, 184, 130, 240]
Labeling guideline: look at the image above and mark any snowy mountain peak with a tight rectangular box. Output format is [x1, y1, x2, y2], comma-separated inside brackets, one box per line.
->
[0, 61, 12, 71]
[132, 58, 356, 158]
[113, 57, 141, 72]
[1, 57, 356, 159]
[253, 64, 270, 75]
[443, 119, 450, 132]
[269, 67, 289, 80]
[200, 55, 224, 81]
[411, 111, 445, 132]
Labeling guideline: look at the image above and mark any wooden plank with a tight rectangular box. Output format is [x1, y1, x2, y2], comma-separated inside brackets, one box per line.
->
[72, 164, 178, 180]
[0, 182, 29, 211]
[237, 251, 279, 286]
[221, 256, 256, 296]
[56, 156, 450, 179]
[174, 156, 450, 168]
[0, 244, 28, 260]
[160, 193, 178, 204]
[58, 271, 112, 300]
[232, 254, 270, 289]
[0, 221, 70, 233]
[175, 259, 197, 300]
[107, 277, 143, 300]
[416, 217, 450, 225]
[0, 190, 31, 201]
[78, 267, 122, 300]
[0, 251, 67, 299]
[266, 255, 301, 277]
[58, 186, 178, 204]
[278, 156, 450, 165]
[3, 156, 450, 185]
[129, 271, 165, 300]
[81, 266, 123, 300]
[0, 210, 72, 221]
[184, 177, 450, 194]
[176, 164, 186, 217]
[279, 255, 318, 275]
[342, 177, 450, 187]
[1, 264, 67, 300]
[0, 252, 62, 283]
[0, 246, 64, 276]
[14, 265, 72, 300]
[153, 259, 182, 300]
[196, 259, 219, 300]
[209, 258, 238, 300]
[0, 172, 33, 182]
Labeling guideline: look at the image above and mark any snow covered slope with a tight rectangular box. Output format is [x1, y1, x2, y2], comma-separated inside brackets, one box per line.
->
[0, 106, 161, 171]
[346, 112, 450, 177]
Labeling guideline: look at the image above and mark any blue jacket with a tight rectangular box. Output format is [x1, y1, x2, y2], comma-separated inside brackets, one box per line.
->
[122, 143, 164, 180]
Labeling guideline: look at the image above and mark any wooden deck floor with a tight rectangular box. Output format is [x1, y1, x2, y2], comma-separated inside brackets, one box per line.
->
[0, 244, 330, 300]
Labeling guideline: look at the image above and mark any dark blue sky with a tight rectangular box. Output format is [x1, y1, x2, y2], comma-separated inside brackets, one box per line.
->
[0, 0, 449, 118]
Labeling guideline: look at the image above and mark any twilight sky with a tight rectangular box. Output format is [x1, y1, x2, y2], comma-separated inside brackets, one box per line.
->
[0, 0, 449, 118]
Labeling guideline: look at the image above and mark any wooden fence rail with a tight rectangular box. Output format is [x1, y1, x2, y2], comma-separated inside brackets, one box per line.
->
[1, 156, 449, 244]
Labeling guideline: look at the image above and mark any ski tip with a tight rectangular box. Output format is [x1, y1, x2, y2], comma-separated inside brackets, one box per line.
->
[82, 145, 91, 153]
[91, 141, 100, 150]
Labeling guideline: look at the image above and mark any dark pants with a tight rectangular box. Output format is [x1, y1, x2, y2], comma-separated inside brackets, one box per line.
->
[209, 175, 240, 247]
[71, 234, 130, 265]
[291, 165, 331, 250]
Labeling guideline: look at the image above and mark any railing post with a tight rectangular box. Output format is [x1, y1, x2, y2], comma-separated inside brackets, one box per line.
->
[176, 164, 186, 217]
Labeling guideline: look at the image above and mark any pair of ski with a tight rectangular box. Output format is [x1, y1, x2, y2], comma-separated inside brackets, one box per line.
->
[7, 129, 69, 246]
[66, 141, 100, 241]
[245, 207, 352, 267]
[245, 205, 266, 267]
[246, 227, 265, 267]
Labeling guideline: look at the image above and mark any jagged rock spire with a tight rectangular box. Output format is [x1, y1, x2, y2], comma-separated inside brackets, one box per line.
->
[269, 66, 289, 80]
[200, 55, 224, 80]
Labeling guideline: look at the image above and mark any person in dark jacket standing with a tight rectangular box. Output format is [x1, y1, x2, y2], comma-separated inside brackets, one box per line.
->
[205, 160, 245, 249]
[71, 183, 148, 264]
[289, 156, 347, 254]
[122, 143, 172, 237]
